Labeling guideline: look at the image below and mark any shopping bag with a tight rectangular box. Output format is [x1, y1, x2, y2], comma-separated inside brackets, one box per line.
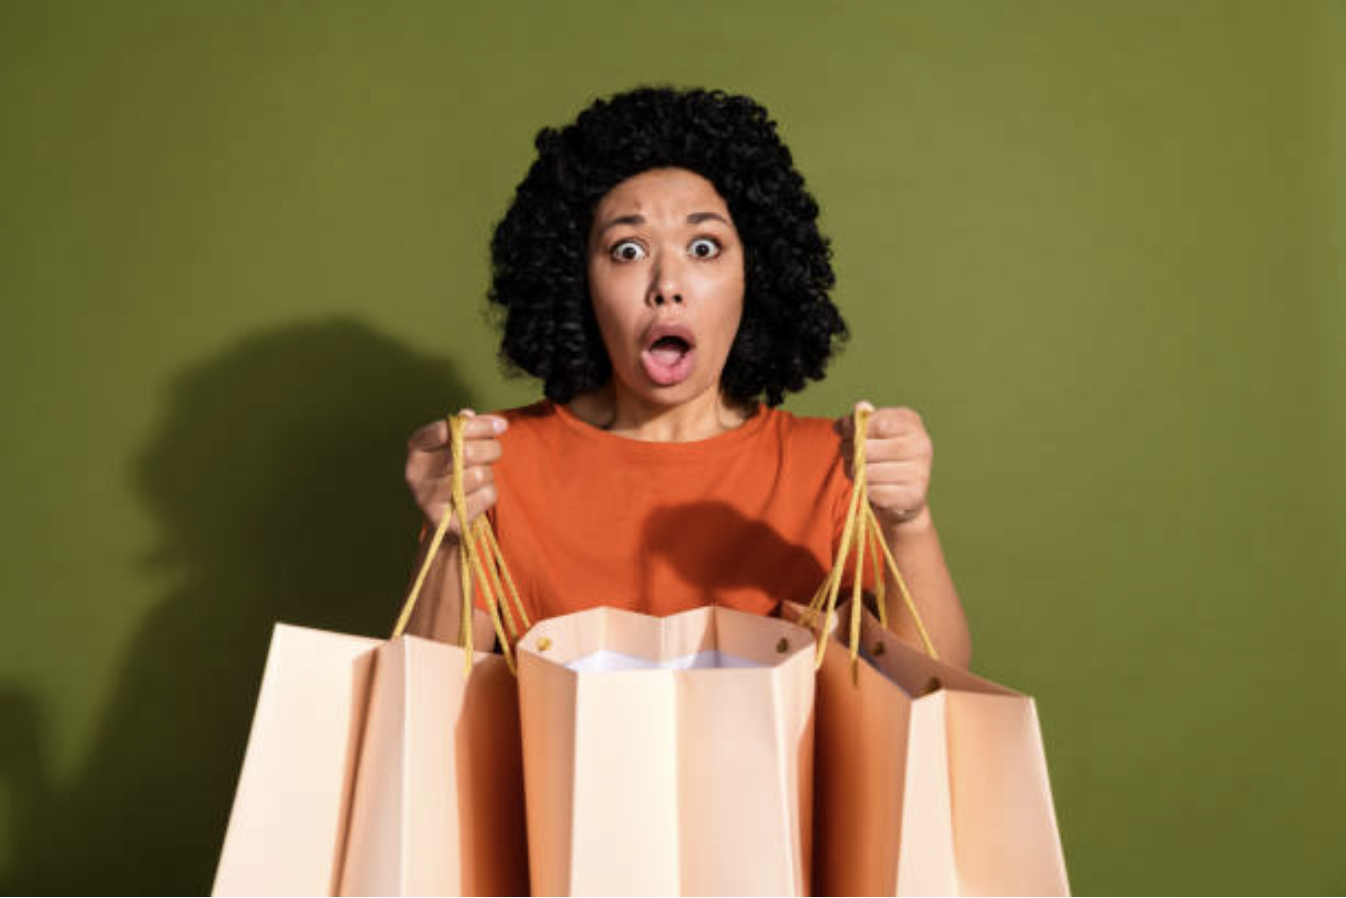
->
[336, 634, 526, 896]
[213, 413, 531, 896]
[211, 624, 380, 895]
[516, 605, 816, 897]
[802, 406, 1070, 896]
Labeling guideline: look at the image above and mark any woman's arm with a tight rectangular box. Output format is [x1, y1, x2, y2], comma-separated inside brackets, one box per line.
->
[838, 401, 973, 669]
[880, 507, 972, 669]
[401, 524, 498, 650]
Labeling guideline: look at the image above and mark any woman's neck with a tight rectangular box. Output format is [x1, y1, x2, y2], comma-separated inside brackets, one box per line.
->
[567, 381, 754, 442]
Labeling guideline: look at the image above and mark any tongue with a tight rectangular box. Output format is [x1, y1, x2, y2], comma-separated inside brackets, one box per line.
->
[650, 343, 685, 367]
[641, 339, 694, 386]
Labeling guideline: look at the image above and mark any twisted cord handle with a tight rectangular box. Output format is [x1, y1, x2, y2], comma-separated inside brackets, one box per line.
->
[391, 413, 531, 674]
[804, 405, 939, 669]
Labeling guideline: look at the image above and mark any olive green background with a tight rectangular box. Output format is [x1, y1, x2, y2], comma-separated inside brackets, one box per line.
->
[2, 0, 1343, 893]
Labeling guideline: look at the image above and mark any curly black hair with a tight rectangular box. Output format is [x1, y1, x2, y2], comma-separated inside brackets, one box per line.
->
[487, 86, 847, 408]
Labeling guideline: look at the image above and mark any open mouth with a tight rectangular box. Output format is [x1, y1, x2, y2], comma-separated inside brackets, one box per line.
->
[648, 334, 691, 365]
[640, 326, 697, 387]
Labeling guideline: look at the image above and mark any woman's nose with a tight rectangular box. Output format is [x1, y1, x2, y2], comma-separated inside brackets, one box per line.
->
[646, 256, 686, 307]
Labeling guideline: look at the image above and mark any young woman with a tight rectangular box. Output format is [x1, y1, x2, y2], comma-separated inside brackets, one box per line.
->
[403, 87, 971, 667]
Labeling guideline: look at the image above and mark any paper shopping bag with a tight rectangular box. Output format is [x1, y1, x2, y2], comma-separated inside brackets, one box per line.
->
[213, 412, 531, 896]
[212, 624, 380, 895]
[802, 405, 1069, 896]
[813, 603, 1069, 896]
[211, 630, 526, 896]
[337, 636, 526, 896]
[516, 605, 816, 897]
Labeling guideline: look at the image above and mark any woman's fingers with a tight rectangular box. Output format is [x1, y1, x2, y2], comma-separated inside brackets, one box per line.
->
[461, 434, 504, 466]
[835, 403, 933, 529]
[460, 464, 495, 493]
[461, 413, 509, 438]
[842, 457, 928, 486]
[862, 459, 927, 482]
[867, 484, 926, 516]
[406, 411, 508, 533]
[453, 482, 499, 531]
[408, 418, 450, 452]
[407, 416, 506, 476]
[418, 435, 502, 479]
[408, 414, 506, 454]
[422, 463, 496, 496]
[835, 404, 924, 439]
[839, 434, 931, 462]
[838, 439, 932, 483]
[422, 479, 499, 533]
[416, 452, 500, 526]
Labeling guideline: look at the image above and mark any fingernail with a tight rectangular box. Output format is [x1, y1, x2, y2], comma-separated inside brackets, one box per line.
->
[492, 417, 508, 434]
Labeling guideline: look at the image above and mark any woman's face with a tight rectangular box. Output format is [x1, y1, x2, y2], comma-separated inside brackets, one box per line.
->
[586, 167, 745, 408]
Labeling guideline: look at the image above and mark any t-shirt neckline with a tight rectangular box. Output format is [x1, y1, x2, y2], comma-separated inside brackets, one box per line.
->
[548, 398, 773, 460]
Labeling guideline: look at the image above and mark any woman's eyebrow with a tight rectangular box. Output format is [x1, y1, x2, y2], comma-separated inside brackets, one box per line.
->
[597, 211, 731, 235]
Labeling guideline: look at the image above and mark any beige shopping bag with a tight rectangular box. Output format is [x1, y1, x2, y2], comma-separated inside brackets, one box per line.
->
[811, 602, 1069, 896]
[336, 636, 526, 896]
[802, 406, 1070, 896]
[212, 624, 380, 895]
[213, 413, 530, 896]
[516, 605, 816, 897]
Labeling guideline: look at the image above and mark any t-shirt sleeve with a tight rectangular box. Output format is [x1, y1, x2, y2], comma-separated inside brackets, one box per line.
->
[470, 405, 535, 623]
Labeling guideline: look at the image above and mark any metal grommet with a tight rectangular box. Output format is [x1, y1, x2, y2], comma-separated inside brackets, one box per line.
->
[775, 637, 789, 653]
[537, 637, 552, 651]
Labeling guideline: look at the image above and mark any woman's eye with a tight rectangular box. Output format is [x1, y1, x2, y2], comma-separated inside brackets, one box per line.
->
[688, 237, 721, 259]
[611, 240, 646, 262]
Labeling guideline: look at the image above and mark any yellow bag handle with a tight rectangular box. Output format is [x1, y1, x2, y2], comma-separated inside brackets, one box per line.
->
[391, 412, 532, 674]
[803, 405, 939, 669]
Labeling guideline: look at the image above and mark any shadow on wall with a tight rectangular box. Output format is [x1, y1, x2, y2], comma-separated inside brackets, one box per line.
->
[0, 319, 477, 894]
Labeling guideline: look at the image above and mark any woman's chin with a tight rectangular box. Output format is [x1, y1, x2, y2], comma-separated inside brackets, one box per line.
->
[618, 369, 716, 408]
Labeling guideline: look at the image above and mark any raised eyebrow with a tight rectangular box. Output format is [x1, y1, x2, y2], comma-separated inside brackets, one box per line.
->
[687, 212, 731, 227]
[598, 214, 645, 236]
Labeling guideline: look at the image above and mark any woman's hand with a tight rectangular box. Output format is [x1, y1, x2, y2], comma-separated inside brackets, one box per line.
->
[835, 400, 934, 534]
[405, 409, 507, 539]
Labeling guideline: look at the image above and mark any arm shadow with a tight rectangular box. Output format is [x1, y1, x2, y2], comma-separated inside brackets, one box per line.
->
[1, 317, 478, 894]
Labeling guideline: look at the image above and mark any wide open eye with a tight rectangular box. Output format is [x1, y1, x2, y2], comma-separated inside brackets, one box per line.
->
[610, 240, 647, 262]
[688, 237, 722, 259]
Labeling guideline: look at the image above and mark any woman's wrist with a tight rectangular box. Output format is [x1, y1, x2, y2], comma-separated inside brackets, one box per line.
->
[880, 505, 934, 544]
[420, 516, 464, 552]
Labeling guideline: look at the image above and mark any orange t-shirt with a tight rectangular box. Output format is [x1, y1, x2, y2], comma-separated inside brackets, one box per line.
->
[478, 399, 870, 622]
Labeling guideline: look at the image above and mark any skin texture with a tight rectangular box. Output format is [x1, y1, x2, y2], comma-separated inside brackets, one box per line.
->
[403, 166, 972, 667]
[574, 168, 749, 441]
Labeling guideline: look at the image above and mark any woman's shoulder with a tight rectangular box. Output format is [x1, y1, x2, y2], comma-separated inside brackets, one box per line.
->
[761, 405, 842, 448]
[491, 399, 554, 424]
[485, 399, 560, 444]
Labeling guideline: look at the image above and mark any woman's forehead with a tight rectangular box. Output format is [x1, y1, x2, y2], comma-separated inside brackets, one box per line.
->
[595, 167, 730, 219]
